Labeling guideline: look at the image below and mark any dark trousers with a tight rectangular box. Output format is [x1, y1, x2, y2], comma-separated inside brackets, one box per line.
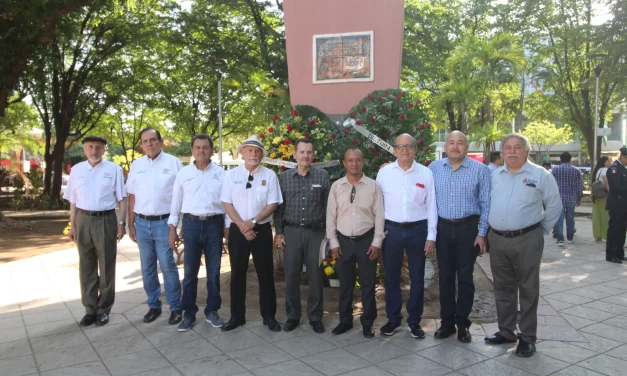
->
[382, 221, 428, 325]
[436, 218, 479, 329]
[337, 232, 377, 326]
[283, 227, 325, 322]
[181, 215, 223, 319]
[76, 210, 117, 315]
[606, 210, 627, 260]
[228, 223, 276, 321]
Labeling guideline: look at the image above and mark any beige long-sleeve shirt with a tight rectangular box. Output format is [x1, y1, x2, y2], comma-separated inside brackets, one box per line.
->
[326, 174, 385, 249]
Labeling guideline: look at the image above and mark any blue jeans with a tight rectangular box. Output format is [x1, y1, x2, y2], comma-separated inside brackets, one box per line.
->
[181, 215, 224, 319]
[135, 215, 182, 312]
[555, 202, 576, 242]
[382, 221, 428, 325]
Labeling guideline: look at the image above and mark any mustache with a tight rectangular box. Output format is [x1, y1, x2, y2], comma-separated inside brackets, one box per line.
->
[506, 154, 519, 158]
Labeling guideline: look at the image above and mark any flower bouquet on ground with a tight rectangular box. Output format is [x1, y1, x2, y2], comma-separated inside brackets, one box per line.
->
[322, 254, 339, 287]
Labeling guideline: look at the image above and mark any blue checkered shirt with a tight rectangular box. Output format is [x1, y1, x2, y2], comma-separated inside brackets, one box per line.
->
[429, 157, 491, 236]
[551, 163, 584, 204]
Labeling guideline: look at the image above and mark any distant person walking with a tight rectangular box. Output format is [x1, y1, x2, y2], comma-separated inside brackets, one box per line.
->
[551, 152, 584, 246]
[592, 157, 611, 241]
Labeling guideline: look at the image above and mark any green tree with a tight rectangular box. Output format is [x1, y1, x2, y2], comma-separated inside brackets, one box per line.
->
[522, 120, 573, 163]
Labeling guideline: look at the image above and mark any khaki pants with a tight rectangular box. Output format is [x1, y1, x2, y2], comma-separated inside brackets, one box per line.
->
[76, 210, 118, 315]
[488, 226, 543, 344]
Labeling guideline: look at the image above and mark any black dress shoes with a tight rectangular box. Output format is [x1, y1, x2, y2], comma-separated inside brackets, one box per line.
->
[143, 308, 162, 323]
[311, 321, 325, 333]
[607, 257, 623, 264]
[331, 322, 353, 335]
[515, 338, 536, 357]
[363, 326, 375, 338]
[457, 327, 472, 343]
[484, 332, 517, 344]
[79, 314, 96, 327]
[284, 319, 300, 332]
[264, 318, 281, 332]
[95, 313, 109, 327]
[434, 325, 456, 339]
[169, 310, 183, 325]
[221, 318, 245, 332]
[622, 257, 627, 262]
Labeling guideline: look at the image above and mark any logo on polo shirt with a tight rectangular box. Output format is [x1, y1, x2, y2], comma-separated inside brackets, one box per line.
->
[103, 172, 113, 179]
[162, 168, 171, 174]
[523, 178, 537, 187]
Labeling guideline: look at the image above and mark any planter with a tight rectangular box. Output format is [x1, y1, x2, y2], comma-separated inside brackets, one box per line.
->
[328, 278, 340, 288]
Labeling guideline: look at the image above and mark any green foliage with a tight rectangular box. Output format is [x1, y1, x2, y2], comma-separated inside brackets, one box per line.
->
[0, 100, 41, 153]
[521, 121, 573, 162]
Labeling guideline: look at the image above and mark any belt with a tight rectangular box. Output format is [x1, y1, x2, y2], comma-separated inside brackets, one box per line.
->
[337, 228, 374, 243]
[184, 214, 223, 221]
[438, 215, 479, 225]
[491, 222, 541, 238]
[78, 209, 115, 217]
[135, 213, 169, 221]
[285, 222, 326, 230]
[385, 219, 426, 229]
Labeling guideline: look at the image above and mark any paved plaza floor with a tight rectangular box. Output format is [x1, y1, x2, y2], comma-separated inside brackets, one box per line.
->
[1, 216, 627, 376]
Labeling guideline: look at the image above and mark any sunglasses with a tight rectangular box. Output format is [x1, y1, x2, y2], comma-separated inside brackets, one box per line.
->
[246, 174, 254, 189]
[350, 186, 355, 204]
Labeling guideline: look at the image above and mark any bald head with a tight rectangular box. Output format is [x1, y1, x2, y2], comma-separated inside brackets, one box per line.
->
[394, 133, 417, 165]
[445, 131, 469, 162]
[394, 133, 416, 146]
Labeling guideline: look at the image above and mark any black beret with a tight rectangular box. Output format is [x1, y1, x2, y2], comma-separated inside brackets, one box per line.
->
[620, 147, 627, 156]
[82, 136, 107, 145]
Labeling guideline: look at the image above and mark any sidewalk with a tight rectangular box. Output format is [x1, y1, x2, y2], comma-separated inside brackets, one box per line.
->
[1, 216, 626, 376]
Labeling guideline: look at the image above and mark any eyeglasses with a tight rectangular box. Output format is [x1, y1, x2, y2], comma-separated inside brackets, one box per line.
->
[394, 144, 415, 151]
[246, 174, 253, 189]
[350, 186, 355, 204]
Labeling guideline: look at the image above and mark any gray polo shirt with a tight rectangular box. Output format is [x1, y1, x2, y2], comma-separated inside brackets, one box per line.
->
[488, 161, 562, 234]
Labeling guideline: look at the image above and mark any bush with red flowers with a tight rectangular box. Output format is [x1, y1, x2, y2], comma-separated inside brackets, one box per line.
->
[335, 89, 434, 177]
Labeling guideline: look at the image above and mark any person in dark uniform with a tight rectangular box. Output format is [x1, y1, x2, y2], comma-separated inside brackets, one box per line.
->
[605, 147, 627, 264]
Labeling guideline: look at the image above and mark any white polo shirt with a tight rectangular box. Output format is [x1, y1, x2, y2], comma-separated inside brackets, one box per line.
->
[168, 161, 228, 227]
[220, 164, 283, 224]
[63, 160, 125, 211]
[126, 151, 182, 216]
[376, 160, 438, 241]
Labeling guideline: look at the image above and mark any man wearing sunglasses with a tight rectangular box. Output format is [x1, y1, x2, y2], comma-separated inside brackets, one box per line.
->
[221, 136, 283, 332]
[326, 148, 384, 338]
[274, 138, 330, 333]
[376, 134, 437, 339]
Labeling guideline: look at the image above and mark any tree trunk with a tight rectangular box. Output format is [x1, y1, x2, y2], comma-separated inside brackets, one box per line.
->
[50, 146, 65, 207]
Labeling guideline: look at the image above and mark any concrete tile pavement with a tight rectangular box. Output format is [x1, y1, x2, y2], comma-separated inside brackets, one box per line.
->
[1, 217, 626, 375]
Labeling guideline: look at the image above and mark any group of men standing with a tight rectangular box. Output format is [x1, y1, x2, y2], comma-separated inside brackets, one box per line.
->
[65, 127, 562, 359]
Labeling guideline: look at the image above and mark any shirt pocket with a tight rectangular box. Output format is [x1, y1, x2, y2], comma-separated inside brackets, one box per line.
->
[522, 185, 540, 204]
[256, 186, 269, 207]
[411, 184, 426, 204]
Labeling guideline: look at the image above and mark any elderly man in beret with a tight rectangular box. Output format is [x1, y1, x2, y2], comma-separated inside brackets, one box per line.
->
[63, 136, 127, 327]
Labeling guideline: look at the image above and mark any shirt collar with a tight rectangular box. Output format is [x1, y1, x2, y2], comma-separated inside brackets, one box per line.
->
[501, 160, 533, 174]
[147, 150, 163, 162]
[443, 156, 470, 168]
[86, 160, 103, 171]
[392, 159, 416, 172]
[290, 167, 311, 177]
[339, 174, 366, 185]
[193, 160, 212, 172]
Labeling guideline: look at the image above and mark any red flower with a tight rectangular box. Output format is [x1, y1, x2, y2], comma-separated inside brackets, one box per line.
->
[418, 140, 424, 146]
[330, 134, 336, 140]
[259, 133, 265, 139]
[362, 106, 367, 112]
[353, 139, 359, 145]
[284, 139, 291, 145]
[395, 95, 401, 101]
[426, 146, 431, 151]
[423, 160, 432, 167]
[344, 129, 350, 134]
[368, 96, 373, 101]
[351, 111, 356, 117]
[408, 103, 414, 109]
[268, 127, 274, 133]
[377, 97, 383, 102]
[291, 110, 297, 116]
[420, 124, 425, 129]
[427, 123, 431, 128]
[384, 159, 390, 163]
[401, 91, 406, 96]
[304, 133, 310, 139]
[385, 132, 391, 138]
[309, 119, 316, 125]
[281, 165, 287, 171]
[312, 158, 317, 163]
[282, 156, 288, 160]
[355, 120, 361, 126]
[400, 114, 406, 120]
[375, 152, 380, 157]
[287, 125, 294, 132]
[384, 91, 389, 96]
[371, 116, 376, 123]
[385, 109, 391, 114]
[273, 115, 279, 121]
[416, 100, 421, 105]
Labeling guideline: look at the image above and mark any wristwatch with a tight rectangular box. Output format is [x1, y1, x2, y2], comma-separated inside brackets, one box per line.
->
[251, 218, 257, 225]
[118, 221, 125, 226]
[252, 217, 259, 231]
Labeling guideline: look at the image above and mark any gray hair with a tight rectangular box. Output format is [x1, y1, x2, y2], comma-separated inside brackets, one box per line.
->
[501, 133, 531, 152]
[394, 133, 416, 145]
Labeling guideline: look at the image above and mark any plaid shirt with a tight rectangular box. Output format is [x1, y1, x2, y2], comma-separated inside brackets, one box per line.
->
[429, 157, 491, 236]
[551, 163, 584, 204]
[274, 167, 330, 234]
